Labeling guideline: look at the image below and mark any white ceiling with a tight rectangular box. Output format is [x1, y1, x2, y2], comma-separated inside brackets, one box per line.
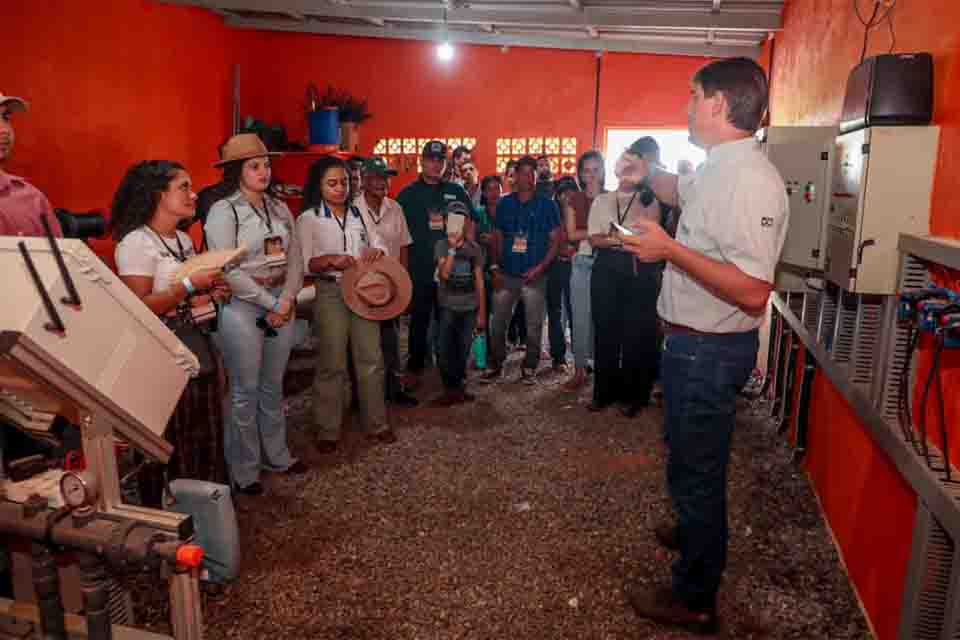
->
[163, 0, 784, 58]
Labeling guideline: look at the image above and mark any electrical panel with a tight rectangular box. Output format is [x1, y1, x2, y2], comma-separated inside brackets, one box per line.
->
[759, 126, 837, 274]
[825, 126, 940, 295]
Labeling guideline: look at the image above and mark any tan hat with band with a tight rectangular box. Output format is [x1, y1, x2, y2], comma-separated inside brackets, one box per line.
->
[214, 133, 281, 168]
[0, 93, 28, 113]
[341, 256, 413, 322]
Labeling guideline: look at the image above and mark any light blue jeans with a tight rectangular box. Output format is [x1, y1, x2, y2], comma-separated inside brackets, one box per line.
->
[570, 253, 595, 369]
[217, 291, 297, 488]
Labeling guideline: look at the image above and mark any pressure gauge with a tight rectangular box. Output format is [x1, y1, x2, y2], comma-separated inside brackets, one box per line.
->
[60, 471, 99, 508]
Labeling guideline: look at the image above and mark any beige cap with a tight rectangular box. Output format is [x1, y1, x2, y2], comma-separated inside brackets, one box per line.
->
[0, 93, 28, 113]
[214, 133, 281, 168]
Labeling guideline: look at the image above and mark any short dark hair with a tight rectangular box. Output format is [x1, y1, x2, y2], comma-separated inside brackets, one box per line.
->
[693, 58, 770, 133]
[515, 155, 537, 175]
[536, 154, 549, 162]
[693, 57, 769, 133]
[452, 145, 472, 160]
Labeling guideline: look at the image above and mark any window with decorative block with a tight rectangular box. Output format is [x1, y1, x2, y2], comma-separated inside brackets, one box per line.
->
[495, 137, 578, 176]
[372, 137, 477, 174]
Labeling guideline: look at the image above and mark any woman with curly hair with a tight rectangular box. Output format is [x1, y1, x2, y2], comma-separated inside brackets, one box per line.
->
[111, 160, 230, 506]
[204, 134, 307, 496]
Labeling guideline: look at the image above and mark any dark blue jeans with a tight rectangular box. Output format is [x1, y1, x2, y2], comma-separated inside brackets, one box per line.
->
[437, 307, 476, 391]
[661, 330, 758, 610]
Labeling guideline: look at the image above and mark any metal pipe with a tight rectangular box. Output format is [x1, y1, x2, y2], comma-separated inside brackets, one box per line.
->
[79, 552, 112, 640]
[31, 542, 67, 640]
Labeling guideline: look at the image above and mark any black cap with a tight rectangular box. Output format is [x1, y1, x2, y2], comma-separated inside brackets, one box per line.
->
[422, 140, 448, 159]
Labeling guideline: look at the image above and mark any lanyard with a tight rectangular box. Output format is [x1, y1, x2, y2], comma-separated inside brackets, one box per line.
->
[324, 202, 368, 252]
[148, 226, 188, 263]
[251, 198, 274, 233]
[616, 192, 638, 226]
[365, 197, 385, 226]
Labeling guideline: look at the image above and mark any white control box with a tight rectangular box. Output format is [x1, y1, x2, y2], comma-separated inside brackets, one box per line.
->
[759, 126, 837, 273]
[825, 126, 940, 294]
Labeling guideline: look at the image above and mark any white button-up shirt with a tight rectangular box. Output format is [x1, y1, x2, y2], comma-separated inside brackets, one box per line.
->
[658, 137, 789, 333]
[296, 202, 388, 280]
[354, 194, 412, 261]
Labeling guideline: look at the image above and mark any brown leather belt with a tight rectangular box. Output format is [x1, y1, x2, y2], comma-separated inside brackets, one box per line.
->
[659, 318, 727, 337]
[252, 274, 286, 287]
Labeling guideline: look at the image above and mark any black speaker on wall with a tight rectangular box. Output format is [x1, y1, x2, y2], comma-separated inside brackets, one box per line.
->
[839, 53, 933, 134]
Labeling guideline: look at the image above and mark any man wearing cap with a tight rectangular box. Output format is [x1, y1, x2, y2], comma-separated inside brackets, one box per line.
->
[356, 157, 418, 407]
[616, 58, 788, 633]
[0, 93, 62, 237]
[397, 140, 474, 381]
[482, 154, 561, 385]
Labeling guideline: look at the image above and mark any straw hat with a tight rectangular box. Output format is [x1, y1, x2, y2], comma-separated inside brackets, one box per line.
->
[341, 256, 413, 321]
[214, 133, 281, 168]
[0, 93, 27, 113]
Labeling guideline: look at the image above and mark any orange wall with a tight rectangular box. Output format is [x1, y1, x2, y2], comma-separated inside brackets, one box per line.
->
[232, 29, 709, 184]
[0, 0, 234, 215]
[768, 1, 960, 637]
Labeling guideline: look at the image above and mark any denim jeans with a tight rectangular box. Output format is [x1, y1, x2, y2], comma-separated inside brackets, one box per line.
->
[661, 330, 758, 610]
[570, 254, 594, 369]
[437, 307, 476, 391]
[217, 292, 297, 489]
[407, 281, 437, 373]
[546, 258, 573, 365]
[490, 274, 547, 371]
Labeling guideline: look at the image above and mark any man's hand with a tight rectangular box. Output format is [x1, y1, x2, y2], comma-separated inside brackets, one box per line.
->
[359, 248, 384, 265]
[620, 218, 674, 262]
[522, 264, 543, 284]
[614, 153, 649, 192]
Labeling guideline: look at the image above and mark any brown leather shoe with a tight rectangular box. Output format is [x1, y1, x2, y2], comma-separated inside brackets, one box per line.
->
[626, 585, 718, 635]
[431, 391, 463, 407]
[654, 524, 680, 551]
[368, 429, 398, 444]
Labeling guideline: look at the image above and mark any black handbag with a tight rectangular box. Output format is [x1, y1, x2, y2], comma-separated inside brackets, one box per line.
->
[169, 307, 217, 379]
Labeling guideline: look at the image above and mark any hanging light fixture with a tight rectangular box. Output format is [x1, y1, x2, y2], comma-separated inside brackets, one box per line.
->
[436, 7, 454, 61]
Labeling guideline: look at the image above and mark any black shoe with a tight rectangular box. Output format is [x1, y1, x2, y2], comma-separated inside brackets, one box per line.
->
[654, 524, 680, 551]
[619, 404, 644, 419]
[316, 440, 338, 454]
[283, 460, 309, 476]
[586, 401, 612, 412]
[233, 481, 263, 496]
[390, 391, 420, 407]
[461, 390, 476, 402]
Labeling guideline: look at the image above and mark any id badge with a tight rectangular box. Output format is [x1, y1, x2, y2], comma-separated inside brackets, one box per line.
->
[512, 233, 528, 255]
[429, 210, 444, 232]
[263, 235, 287, 267]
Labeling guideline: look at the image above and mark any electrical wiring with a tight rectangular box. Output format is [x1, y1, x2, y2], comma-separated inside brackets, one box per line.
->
[854, 0, 899, 62]
[898, 327, 920, 449]
[933, 333, 953, 482]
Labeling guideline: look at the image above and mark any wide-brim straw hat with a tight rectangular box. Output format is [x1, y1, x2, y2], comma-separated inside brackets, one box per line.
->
[0, 93, 28, 113]
[341, 256, 413, 322]
[214, 133, 282, 168]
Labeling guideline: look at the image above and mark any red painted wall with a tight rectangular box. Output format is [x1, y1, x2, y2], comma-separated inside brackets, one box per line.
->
[767, 0, 960, 637]
[232, 30, 709, 185]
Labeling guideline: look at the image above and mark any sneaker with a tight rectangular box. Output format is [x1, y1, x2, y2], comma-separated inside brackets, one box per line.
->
[519, 368, 536, 385]
[282, 460, 310, 476]
[480, 368, 502, 384]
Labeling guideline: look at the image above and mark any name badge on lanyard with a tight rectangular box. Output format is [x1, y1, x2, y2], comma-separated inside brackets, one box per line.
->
[429, 208, 444, 231]
[512, 232, 528, 255]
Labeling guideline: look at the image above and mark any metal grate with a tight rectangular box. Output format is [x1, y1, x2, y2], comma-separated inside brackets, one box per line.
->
[851, 297, 883, 392]
[903, 254, 930, 291]
[803, 291, 822, 334]
[911, 513, 953, 639]
[818, 287, 839, 349]
[108, 578, 134, 626]
[788, 291, 805, 319]
[832, 292, 858, 368]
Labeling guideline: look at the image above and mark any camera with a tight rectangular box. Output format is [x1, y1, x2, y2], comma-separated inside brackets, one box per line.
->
[54, 208, 107, 240]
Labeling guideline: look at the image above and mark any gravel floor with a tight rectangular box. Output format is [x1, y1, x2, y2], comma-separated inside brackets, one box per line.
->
[135, 345, 872, 639]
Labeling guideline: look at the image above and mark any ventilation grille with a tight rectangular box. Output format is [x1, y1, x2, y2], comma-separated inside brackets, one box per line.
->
[902, 254, 930, 292]
[912, 514, 953, 639]
[833, 293, 858, 368]
[803, 292, 821, 334]
[851, 298, 883, 390]
[818, 288, 839, 348]
[788, 291, 805, 319]
[108, 577, 134, 626]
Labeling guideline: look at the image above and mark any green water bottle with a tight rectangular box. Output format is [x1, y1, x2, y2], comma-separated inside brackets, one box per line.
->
[472, 330, 487, 370]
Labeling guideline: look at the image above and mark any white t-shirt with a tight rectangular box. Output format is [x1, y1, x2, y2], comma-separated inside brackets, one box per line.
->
[355, 195, 412, 260]
[115, 227, 197, 293]
[658, 137, 789, 333]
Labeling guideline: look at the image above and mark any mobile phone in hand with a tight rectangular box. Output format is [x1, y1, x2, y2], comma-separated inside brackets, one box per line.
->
[612, 222, 635, 236]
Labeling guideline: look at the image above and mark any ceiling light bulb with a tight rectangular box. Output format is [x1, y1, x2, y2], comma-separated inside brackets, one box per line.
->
[437, 41, 454, 61]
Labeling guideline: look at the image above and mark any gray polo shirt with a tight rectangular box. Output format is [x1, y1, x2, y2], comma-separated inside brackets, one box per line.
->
[658, 137, 789, 333]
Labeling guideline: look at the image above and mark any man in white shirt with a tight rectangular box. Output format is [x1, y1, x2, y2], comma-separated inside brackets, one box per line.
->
[355, 157, 418, 407]
[617, 57, 789, 633]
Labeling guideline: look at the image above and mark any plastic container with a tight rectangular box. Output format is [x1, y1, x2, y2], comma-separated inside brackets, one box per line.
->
[167, 479, 239, 583]
[308, 107, 340, 146]
[471, 332, 487, 370]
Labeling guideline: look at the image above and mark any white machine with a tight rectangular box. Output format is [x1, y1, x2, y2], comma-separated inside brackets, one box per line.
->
[759, 126, 838, 279]
[825, 126, 940, 294]
[0, 235, 204, 639]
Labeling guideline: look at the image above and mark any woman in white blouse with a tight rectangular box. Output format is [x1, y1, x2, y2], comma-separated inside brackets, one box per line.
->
[204, 134, 307, 496]
[111, 160, 229, 506]
[297, 156, 395, 452]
